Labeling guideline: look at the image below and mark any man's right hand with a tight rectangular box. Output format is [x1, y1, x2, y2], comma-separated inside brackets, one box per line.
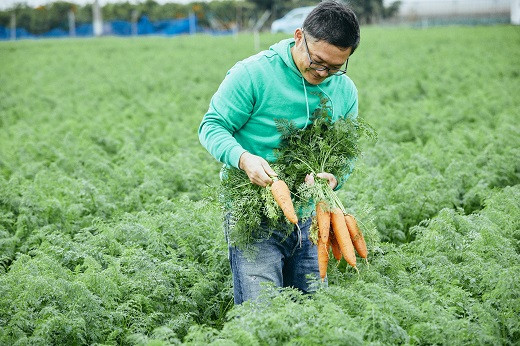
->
[239, 152, 277, 187]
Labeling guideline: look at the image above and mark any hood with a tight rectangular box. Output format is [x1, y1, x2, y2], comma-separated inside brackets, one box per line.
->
[269, 38, 303, 78]
[269, 38, 330, 125]
[269, 38, 326, 126]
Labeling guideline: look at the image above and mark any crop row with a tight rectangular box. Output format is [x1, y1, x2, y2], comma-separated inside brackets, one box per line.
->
[0, 26, 519, 344]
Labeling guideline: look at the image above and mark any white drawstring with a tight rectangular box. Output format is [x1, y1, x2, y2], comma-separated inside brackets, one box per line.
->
[301, 77, 311, 127]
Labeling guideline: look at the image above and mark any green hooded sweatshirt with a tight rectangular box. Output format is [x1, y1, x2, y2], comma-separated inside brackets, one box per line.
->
[198, 38, 358, 183]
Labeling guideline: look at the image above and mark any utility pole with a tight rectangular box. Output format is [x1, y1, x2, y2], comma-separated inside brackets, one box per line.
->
[253, 10, 271, 51]
[92, 0, 103, 37]
[131, 10, 139, 36]
[236, 3, 242, 31]
[189, 11, 197, 35]
[68, 9, 76, 37]
[10, 13, 16, 40]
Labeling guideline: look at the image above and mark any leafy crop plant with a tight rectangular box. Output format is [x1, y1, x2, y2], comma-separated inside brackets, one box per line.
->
[0, 25, 518, 344]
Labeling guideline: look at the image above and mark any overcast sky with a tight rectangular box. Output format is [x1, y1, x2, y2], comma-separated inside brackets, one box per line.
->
[2, 0, 497, 12]
[0, 0, 202, 10]
[0, 0, 412, 11]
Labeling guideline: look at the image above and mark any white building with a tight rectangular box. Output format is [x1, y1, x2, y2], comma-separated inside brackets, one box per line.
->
[512, 0, 520, 24]
[385, 0, 510, 19]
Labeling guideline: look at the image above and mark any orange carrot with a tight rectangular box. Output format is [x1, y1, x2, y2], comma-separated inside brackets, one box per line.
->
[345, 214, 368, 259]
[329, 231, 342, 261]
[330, 208, 357, 269]
[317, 238, 329, 281]
[316, 201, 330, 244]
[271, 179, 298, 224]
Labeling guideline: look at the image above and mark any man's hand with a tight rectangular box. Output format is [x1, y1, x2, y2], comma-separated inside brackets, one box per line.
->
[239, 152, 277, 187]
[305, 172, 338, 190]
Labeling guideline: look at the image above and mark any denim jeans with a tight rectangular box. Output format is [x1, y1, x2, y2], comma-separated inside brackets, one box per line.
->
[226, 217, 325, 304]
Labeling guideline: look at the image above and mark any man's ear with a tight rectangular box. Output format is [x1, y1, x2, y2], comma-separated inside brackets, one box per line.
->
[294, 28, 303, 45]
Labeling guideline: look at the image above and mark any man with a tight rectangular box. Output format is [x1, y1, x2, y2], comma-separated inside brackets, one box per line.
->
[198, 0, 360, 304]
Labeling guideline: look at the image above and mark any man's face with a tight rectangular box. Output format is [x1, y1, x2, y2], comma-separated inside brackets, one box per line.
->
[292, 28, 352, 85]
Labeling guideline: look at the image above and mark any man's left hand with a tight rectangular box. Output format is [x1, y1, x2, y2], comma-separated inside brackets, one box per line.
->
[305, 172, 338, 190]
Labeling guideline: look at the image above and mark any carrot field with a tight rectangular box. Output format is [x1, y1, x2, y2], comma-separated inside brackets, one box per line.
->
[1, 25, 519, 345]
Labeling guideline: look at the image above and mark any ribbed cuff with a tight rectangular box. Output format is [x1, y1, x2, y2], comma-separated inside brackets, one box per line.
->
[229, 146, 248, 169]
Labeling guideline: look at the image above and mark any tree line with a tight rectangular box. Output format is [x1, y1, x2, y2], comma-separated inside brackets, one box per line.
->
[0, 0, 400, 35]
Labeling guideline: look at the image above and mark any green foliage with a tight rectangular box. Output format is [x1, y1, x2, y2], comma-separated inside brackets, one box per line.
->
[184, 186, 520, 345]
[2, 2, 80, 35]
[219, 97, 375, 250]
[348, 0, 401, 24]
[340, 26, 520, 243]
[0, 0, 402, 35]
[0, 199, 232, 345]
[275, 95, 376, 189]
[0, 0, 296, 35]
[275, 95, 376, 215]
[0, 26, 519, 345]
[218, 165, 292, 254]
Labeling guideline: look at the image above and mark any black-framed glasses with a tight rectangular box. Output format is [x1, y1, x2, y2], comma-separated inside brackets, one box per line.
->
[302, 30, 348, 76]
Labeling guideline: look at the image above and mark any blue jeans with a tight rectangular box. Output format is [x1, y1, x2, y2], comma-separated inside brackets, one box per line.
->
[226, 217, 325, 304]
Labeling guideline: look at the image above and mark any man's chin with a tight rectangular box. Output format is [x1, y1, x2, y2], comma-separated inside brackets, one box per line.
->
[304, 72, 326, 85]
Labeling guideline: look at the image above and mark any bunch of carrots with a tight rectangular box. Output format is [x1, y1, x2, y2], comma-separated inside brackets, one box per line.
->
[270, 177, 367, 281]
[315, 202, 367, 280]
[225, 96, 375, 267]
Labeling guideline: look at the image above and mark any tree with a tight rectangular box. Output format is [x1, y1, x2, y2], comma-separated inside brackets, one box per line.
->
[102, 1, 136, 22]
[46, 2, 75, 31]
[348, 0, 401, 24]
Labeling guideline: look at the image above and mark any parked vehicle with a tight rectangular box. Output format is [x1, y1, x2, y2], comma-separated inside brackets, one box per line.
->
[271, 6, 315, 34]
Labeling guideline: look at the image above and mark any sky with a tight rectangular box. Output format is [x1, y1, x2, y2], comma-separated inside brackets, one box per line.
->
[0, 0, 409, 11]
[0, 0, 203, 10]
[1, 0, 511, 13]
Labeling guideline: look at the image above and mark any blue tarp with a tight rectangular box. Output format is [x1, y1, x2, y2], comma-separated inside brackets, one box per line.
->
[110, 20, 133, 36]
[153, 17, 191, 35]
[0, 15, 198, 40]
[40, 27, 68, 38]
[138, 16, 154, 35]
[76, 23, 93, 37]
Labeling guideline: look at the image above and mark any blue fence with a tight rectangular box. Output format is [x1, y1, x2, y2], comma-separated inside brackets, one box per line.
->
[0, 15, 198, 40]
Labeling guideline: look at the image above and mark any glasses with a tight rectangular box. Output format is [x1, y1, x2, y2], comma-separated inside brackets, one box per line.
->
[302, 30, 348, 76]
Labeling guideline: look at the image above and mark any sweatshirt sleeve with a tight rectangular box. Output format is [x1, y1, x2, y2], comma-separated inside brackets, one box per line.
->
[198, 62, 255, 169]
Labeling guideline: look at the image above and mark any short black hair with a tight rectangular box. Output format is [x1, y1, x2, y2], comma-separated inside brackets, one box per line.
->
[302, 0, 360, 54]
